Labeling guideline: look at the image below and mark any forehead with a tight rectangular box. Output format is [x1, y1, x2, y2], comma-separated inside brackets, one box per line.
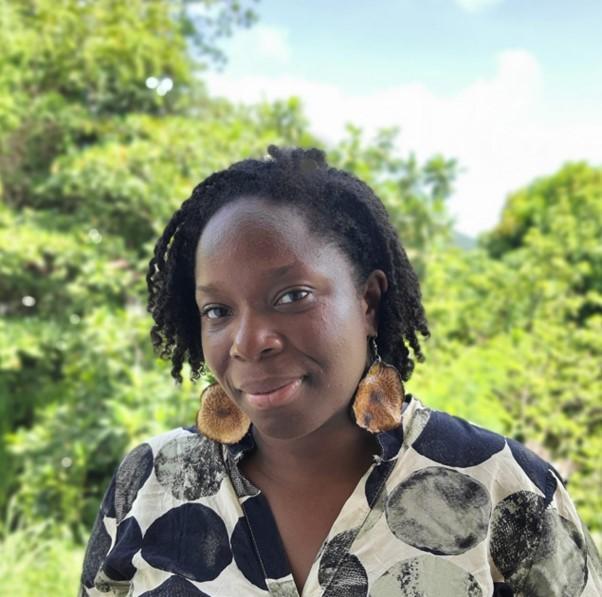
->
[195, 197, 341, 282]
[198, 197, 313, 259]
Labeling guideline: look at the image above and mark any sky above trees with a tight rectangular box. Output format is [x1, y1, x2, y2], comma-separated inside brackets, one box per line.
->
[202, 0, 602, 236]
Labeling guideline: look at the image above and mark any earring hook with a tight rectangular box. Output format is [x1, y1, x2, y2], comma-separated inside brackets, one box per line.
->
[370, 336, 381, 363]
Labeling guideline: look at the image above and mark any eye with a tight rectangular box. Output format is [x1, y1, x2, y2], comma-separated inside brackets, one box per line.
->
[200, 305, 230, 320]
[276, 289, 310, 305]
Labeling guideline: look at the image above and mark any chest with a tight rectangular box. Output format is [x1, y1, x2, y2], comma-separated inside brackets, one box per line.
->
[259, 482, 356, 593]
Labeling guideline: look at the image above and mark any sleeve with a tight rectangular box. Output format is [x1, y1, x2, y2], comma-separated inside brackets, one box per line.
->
[78, 440, 155, 596]
[517, 472, 602, 597]
[79, 443, 153, 597]
[79, 474, 120, 596]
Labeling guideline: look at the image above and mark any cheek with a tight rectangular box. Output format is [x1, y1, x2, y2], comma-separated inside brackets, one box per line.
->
[309, 295, 368, 366]
[201, 327, 230, 378]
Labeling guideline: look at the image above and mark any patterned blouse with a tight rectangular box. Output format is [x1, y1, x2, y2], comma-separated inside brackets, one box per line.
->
[79, 396, 602, 596]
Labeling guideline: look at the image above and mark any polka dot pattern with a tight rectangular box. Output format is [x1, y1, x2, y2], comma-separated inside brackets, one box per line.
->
[364, 459, 394, 505]
[322, 554, 368, 597]
[507, 438, 558, 496]
[413, 411, 505, 467]
[582, 523, 602, 582]
[139, 576, 209, 596]
[154, 434, 225, 500]
[386, 466, 490, 555]
[370, 555, 483, 596]
[100, 475, 116, 519]
[114, 443, 153, 522]
[103, 516, 142, 580]
[79, 399, 601, 597]
[81, 513, 112, 588]
[522, 513, 587, 597]
[231, 517, 267, 589]
[240, 493, 290, 580]
[141, 503, 232, 582]
[266, 578, 298, 596]
[490, 490, 546, 582]
[318, 529, 357, 588]
[490, 491, 588, 597]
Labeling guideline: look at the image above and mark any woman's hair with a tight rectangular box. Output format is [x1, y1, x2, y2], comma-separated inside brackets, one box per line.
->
[146, 145, 429, 383]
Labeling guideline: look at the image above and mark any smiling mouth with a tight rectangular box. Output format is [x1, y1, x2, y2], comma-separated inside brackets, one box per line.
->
[242, 378, 304, 410]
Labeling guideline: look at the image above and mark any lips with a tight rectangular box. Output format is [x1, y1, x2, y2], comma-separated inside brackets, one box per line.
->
[239, 377, 304, 410]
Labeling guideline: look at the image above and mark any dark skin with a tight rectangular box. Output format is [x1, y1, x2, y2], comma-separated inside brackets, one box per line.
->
[194, 197, 388, 592]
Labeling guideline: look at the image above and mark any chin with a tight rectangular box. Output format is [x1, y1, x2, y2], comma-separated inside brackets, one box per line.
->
[252, 403, 352, 442]
[252, 411, 326, 442]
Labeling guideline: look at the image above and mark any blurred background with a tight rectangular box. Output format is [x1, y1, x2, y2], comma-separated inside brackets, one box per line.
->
[0, 0, 600, 594]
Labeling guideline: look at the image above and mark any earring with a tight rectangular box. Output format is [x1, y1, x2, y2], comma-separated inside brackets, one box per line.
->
[352, 337, 405, 433]
[196, 383, 251, 444]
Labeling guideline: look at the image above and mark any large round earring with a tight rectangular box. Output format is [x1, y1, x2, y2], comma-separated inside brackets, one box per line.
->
[352, 337, 405, 433]
[196, 383, 251, 444]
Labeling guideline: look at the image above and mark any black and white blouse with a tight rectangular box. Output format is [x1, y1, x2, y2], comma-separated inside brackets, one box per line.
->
[80, 396, 602, 596]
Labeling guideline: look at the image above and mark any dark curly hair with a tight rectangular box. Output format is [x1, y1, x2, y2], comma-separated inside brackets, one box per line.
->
[147, 145, 429, 383]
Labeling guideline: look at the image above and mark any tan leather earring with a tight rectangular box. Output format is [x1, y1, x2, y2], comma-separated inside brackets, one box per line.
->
[196, 383, 251, 444]
[352, 337, 405, 433]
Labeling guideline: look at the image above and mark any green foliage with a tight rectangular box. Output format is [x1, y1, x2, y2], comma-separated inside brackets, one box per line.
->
[4, 306, 200, 527]
[0, 0, 257, 205]
[0, 505, 83, 596]
[484, 162, 602, 276]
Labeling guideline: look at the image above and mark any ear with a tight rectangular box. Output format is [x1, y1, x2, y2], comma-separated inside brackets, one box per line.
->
[360, 270, 388, 337]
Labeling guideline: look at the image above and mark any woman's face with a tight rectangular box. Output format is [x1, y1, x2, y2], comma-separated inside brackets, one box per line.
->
[194, 197, 385, 440]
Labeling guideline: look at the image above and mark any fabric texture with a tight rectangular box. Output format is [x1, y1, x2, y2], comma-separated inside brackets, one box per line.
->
[79, 396, 602, 596]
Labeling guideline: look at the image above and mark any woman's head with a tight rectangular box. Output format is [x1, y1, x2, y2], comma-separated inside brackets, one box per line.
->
[194, 196, 389, 439]
[147, 145, 429, 392]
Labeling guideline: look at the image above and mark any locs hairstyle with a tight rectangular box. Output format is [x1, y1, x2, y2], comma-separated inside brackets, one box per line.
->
[146, 145, 429, 384]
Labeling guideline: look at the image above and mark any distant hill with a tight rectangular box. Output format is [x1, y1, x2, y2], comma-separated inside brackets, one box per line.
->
[453, 230, 477, 250]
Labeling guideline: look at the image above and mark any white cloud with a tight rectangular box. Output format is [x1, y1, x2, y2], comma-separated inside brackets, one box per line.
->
[186, 2, 215, 19]
[224, 24, 291, 65]
[205, 49, 602, 236]
[454, 0, 503, 13]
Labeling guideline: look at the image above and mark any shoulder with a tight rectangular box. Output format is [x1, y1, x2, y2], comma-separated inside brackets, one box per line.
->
[81, 428, 231, 594]
[109, 427, 227, 520]
[401, 399, 599, 595]
[121, 425, 208, 457]
[117, 425, 225, 469]
[405, 398, 561, 500]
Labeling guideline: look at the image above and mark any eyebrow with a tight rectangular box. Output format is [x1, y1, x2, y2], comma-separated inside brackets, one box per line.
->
[195, 261, 300, 293]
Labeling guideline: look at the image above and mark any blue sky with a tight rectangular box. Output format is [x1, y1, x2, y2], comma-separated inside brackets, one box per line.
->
[202, 0, 602, 235]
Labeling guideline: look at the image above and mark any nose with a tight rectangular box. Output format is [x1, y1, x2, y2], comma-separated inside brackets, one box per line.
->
[229, 310, 283, 361]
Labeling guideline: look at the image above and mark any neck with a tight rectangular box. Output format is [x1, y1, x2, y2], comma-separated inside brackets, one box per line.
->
[246, 410, 378, 488]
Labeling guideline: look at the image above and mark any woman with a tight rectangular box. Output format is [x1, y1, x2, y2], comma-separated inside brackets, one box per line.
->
[80, 146, 601, 596]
